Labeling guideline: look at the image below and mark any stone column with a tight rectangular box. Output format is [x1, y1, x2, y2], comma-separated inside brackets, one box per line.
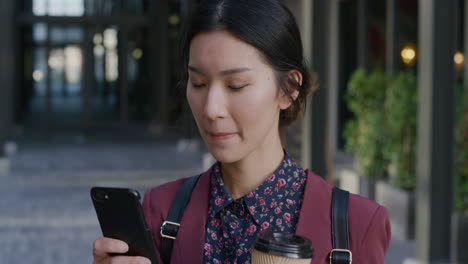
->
[283, 0, 312, 165]
[309, 0, 329, 178]
[118, 27, 129, 122]
[326, 0, 340, 162]
[155, 0, 170, 129]
[386, 0, 399, 76]
[82, 26, 95, 122]
[411, 0, 457, 263]
[299, 0, 313, 169]
[465, 0, 468, 83]
[357, 0, 369, 70]
[0, 0, 16, 175]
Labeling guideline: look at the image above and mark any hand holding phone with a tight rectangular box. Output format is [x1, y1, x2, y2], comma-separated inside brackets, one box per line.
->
[91, 187, 159, 264]
[93, 237, 151, 264]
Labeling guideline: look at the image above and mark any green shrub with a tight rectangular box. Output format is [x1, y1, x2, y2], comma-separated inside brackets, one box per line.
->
[343, 68, 389, 178]
[344, 68, 466, 209]
[455, 83, 468, 213]
[384, 71, 418, 190]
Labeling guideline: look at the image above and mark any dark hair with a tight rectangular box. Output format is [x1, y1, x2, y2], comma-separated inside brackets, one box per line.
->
[180, 0, 316, 127]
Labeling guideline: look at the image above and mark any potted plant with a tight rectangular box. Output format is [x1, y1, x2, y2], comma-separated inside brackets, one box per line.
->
[342, 68, 389, 199]
[451, 82, 468, 263]
[375, 70, 417, 240]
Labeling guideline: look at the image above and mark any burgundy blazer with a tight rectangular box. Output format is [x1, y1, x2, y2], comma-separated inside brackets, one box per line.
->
[143, 167, 391, 264]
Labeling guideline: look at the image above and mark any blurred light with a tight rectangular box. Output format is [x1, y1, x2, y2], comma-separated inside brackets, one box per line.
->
[103, 28, 118, 49]
[32, 70, 44, 82]
[401, 45, 416, 66]
[169, 14, 180, 26]
[103, 28, 119, 82]
[64, 45, 82, 83]
[106, 50, 119, 82]
[94, 45, 105, 56]
[132, 48, 143, 60]
[93, 33, 103, 45]
[454, 51, 464, 71]
[48, 49, 65, 70]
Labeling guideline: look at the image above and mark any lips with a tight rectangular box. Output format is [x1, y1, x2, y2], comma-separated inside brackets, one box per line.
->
[206, 131, 237, 140]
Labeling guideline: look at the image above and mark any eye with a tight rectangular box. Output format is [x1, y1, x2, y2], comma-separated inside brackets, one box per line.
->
[191, 82, 206, 88]
[228, 84, 248, 91]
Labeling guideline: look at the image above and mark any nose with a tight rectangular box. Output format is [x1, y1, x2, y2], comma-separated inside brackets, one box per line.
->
[204, 86, 227, 120]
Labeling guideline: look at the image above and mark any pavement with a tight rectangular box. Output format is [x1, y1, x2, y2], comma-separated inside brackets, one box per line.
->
[0, 138, 414, 263]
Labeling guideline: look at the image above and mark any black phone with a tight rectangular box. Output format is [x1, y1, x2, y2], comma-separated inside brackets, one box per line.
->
[90, 187, 159, 264]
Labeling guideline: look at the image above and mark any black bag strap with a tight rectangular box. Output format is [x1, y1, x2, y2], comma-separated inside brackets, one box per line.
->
[330, 187, 352, 264]
[160, 175, 200, 264]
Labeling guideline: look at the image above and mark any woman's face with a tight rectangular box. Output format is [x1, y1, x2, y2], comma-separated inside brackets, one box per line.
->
[187, 31, 290, 163]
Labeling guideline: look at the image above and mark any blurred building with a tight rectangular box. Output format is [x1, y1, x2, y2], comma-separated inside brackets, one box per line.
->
[0, 0, 199, 145]
[0, 0, 424, 163]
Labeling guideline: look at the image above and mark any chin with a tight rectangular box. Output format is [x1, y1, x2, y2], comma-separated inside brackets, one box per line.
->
[207, 146, 243, 164]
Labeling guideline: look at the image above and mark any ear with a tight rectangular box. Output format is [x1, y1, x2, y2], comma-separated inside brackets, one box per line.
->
[279, 70, 302, 110]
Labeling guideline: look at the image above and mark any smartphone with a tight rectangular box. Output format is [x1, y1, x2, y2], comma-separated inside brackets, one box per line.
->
[90, 187, 159, 264]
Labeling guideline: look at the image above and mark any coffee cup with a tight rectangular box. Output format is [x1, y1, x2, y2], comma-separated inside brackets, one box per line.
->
[251, 231, 313, 264]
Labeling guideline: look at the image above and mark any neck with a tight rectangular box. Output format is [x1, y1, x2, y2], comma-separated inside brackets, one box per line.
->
[220, 136, 284, 200]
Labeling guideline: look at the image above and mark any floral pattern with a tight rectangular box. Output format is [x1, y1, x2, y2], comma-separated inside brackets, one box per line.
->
[203, 153, 307, 264]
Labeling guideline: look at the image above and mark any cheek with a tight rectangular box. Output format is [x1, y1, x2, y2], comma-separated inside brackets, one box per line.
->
[187, 88, 203, 119]
[232, 87, 279, 127]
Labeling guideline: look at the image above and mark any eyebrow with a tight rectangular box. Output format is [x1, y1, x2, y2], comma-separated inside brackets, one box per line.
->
[188, 65, 252, 76]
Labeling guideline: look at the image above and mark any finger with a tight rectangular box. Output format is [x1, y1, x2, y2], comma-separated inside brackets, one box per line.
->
[109, 256, 151, 264]
[93, 237, 129, 257]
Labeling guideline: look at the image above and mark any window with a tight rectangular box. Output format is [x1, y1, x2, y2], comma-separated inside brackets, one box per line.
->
[28, 0, 148, 16]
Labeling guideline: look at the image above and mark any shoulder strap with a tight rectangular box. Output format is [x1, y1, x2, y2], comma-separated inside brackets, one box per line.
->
[330, 187, 352, 264]
[160, 175, 201, 264]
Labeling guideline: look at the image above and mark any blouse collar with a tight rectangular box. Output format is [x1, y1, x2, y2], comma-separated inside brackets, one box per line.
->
[208, 152, 307, 224]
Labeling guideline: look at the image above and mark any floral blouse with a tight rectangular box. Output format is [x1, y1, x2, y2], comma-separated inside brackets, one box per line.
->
[203, 153, 307, 264]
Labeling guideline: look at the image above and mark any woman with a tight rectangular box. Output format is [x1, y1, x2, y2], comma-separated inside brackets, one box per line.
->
[93, 0, 391, 263]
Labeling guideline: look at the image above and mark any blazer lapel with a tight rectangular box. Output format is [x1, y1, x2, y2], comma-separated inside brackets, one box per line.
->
[171, 168, 211, 264]
[295, 170, 333, 263]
